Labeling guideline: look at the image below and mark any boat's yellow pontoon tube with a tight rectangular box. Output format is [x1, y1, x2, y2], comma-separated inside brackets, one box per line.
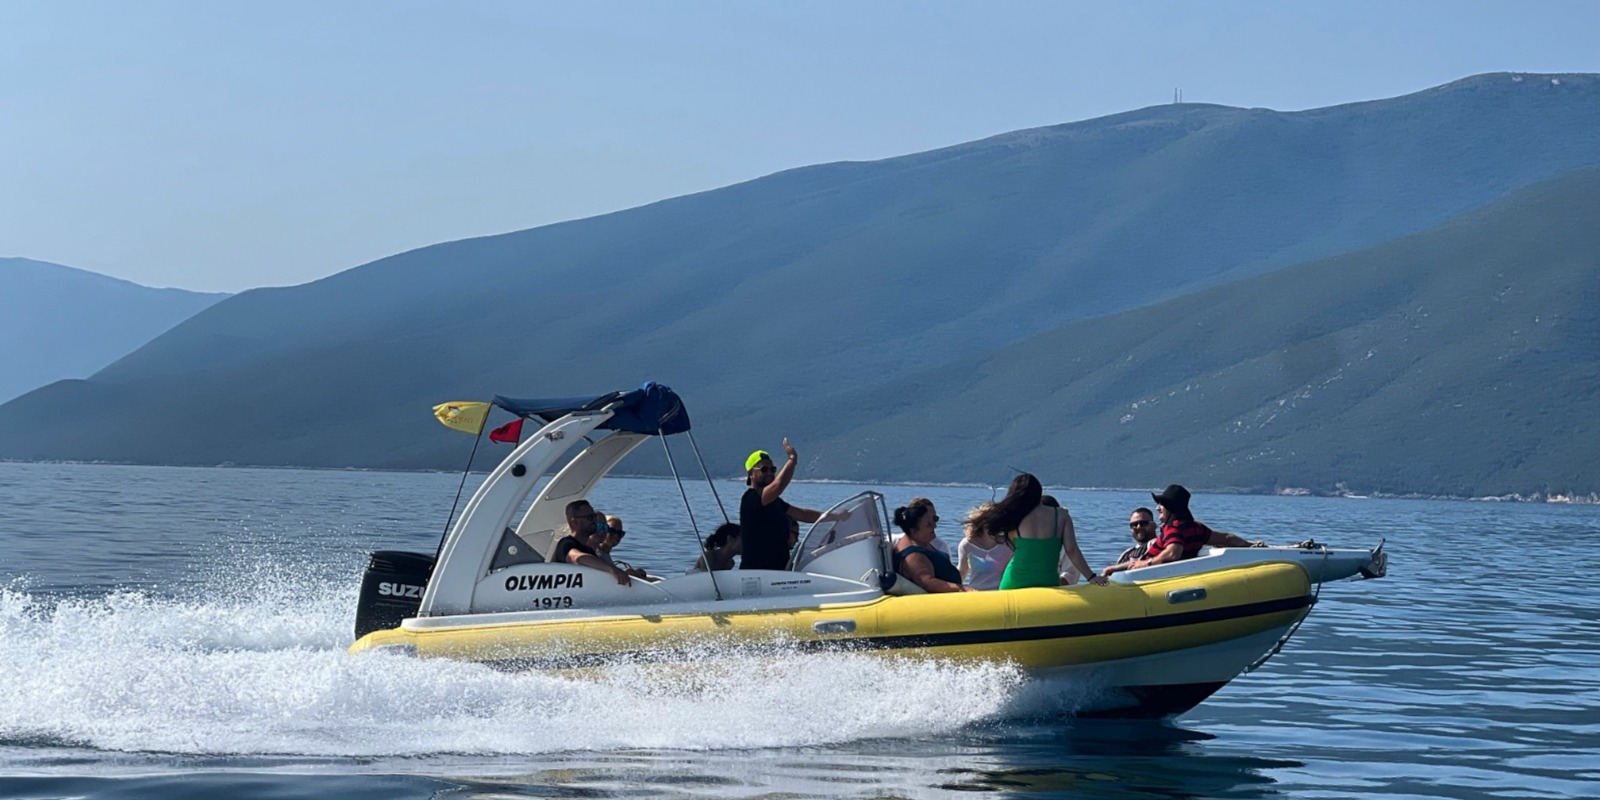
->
[349, 383, 1385, 718]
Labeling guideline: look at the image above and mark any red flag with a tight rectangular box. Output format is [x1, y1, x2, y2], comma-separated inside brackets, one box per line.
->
[489, 418, 524, 444]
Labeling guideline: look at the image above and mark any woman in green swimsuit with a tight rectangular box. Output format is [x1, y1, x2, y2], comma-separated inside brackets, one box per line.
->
[973, 473, 1105, 590]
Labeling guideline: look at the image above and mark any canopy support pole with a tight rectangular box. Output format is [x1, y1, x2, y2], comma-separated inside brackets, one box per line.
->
[685, 431, 729, 524]
[660, 431, 722, 601]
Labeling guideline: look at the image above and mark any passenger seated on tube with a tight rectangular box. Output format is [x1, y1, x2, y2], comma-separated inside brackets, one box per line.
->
[588, 506, 615, 561]
[891, 496, 953, 558]
[597, 514, 652, 580]
[1097, 506, 1158, 580]
[1114, 484, 1264, 573]
[1042, 495, 1086, 585]
[692, 522, 742, 572]
[555, 500, 632, 586]
[892, 503, 972, 593]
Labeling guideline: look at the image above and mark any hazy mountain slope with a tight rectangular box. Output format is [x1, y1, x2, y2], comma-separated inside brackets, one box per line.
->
[1, 73, 1597, 488]
[798, 167, 1600, 497]
[0, 259, 227, 402]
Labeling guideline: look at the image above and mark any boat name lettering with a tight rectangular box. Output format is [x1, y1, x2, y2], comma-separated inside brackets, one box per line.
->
[505, 573, 586, 591]
[377, 581, 424, 599]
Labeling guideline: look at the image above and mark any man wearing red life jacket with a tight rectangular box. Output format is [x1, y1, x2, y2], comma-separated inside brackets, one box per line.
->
[1127, 484, 1262, 569]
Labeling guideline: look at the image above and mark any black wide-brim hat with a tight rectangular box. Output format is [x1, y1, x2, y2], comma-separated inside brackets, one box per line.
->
[1151, 483, 1192, 511]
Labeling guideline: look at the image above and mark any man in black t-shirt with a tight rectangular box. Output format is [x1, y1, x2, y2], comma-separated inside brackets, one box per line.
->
[739, 438, 831, 570]
[554, 500, 632, 585]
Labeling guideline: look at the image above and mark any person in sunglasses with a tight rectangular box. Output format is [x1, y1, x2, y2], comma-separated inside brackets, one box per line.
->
[1101, 486, 1263, 577]
[892, 502, 971, 593]
[739, 439, 832, 570]
[554, 500, 632, 585]
[891, 496, 952, 558]
[1098, 507, 1159, 578]
[597, 514, 651, 580]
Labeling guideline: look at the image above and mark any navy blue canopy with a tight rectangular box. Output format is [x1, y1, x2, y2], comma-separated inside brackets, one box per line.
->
[492, 381, 691, 435]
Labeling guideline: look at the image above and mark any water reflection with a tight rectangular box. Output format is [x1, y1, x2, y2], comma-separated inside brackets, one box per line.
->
[428, 720, 1298, 799]
[934, 721, 1298, 799]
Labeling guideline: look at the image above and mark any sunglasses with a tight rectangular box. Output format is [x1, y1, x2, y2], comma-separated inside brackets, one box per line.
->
[569, 512, 595, 521]
[754, 465, 777, 474]
[1129, 520, 1153, 528]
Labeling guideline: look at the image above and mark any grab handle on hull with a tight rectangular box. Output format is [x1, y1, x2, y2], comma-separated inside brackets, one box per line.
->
[813, 619, 857, 635]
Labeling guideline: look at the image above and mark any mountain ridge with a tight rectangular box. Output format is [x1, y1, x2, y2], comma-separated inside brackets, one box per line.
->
[2, 73, 1598, 497]
[797, 167, 1600, 496]
[0, 258, 228, 403]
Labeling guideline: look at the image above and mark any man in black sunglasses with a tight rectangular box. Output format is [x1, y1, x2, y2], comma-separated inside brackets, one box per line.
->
[553, 500, 632, 585]
[739, 438, 831, 570]
[1100, 495, 1263, 578]
[1121, 507, 1159, 563]
[1095, 507, 1159, 579]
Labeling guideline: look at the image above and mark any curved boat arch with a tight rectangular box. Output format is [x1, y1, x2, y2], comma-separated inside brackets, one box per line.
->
[421, 410, 618, 616]
[421, 382, 694, 617]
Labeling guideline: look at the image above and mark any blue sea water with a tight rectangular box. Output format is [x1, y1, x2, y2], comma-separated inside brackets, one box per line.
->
[1, 461, 1597, 799]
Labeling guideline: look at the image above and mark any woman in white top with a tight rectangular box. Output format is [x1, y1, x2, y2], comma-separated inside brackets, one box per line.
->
[957, 502, 1013, 590]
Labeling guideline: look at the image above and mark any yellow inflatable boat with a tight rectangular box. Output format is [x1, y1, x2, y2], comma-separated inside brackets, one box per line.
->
[348, 384, 1384, 717]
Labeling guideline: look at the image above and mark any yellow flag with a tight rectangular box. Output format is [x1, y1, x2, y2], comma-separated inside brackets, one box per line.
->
[432, 401, 491, 435]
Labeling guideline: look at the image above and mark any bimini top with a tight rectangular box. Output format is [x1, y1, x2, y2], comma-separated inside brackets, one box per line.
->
[492, 381, 690, 435]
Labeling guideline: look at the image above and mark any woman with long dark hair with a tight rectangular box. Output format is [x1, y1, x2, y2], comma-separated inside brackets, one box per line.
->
[693, 522, 743, 571]
[892, 501, 970, 593]
[968, 473, 1103, 590]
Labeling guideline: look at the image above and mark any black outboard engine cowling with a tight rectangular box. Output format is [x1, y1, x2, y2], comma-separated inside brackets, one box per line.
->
[354, 550, 436, 639]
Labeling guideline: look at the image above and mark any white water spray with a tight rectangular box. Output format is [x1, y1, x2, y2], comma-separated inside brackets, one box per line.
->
[0, 565, 1108, 757]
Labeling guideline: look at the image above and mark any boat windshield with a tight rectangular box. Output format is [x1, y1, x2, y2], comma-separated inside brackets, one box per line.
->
[790, 491, 890, 573]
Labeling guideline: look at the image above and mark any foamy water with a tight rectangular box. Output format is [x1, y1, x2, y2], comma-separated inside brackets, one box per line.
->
[0, 572, 1078, 758]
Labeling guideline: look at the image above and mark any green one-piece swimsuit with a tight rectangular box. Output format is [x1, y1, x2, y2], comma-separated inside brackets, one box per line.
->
[998, 507, 1062, 590]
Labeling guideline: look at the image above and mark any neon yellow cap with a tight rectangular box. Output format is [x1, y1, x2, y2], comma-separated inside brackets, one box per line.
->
[745, 450, 771, 472]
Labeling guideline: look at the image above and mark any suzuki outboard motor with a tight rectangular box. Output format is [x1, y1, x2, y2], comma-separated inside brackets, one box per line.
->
[354, 550, 436, 639]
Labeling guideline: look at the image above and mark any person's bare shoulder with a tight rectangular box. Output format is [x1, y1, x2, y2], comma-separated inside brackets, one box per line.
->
[1016, 505, 1050, 535]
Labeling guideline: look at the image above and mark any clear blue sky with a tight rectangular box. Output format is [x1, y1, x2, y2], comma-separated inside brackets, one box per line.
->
[3, 0, 1598, 292]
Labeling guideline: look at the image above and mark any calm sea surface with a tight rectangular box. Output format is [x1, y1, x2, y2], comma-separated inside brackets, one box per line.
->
[1, 462, 1597, 799]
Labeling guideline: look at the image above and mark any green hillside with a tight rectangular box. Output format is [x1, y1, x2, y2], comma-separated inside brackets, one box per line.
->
[0, 73, 1597, 498]
[799, 167, 1600, 497]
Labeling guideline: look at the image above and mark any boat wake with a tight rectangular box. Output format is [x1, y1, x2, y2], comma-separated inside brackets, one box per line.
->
[0, 567, 1117, 758]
